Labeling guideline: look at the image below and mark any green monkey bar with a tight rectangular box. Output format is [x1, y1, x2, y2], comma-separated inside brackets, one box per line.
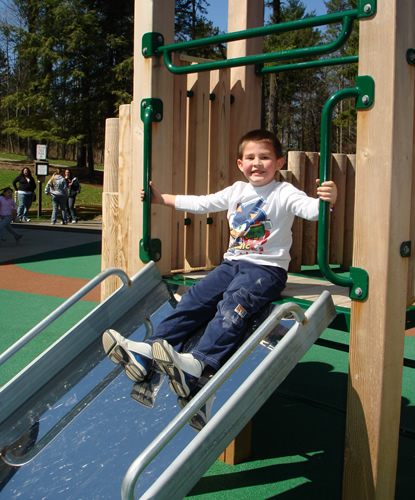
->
[139, 1, 376, 301]
[142, 0, 375, 75]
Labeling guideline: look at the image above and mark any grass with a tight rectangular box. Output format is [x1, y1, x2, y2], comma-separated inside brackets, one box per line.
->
[0, 161, 103, 221]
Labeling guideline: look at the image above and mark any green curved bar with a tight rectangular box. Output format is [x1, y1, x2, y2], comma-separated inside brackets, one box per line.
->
[318, 87, 363, 295]
[158, 11, 357, 75]
[258, 55, 358, 75]
[141, 105, 152, 260]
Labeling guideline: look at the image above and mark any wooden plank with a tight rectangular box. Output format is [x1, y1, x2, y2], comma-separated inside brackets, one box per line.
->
[343, 154, 356, 270]
[287, 151, 305, 273]
[118, 104, 134, 276]
[101, 193, 120, 301]
[228, 0, 264, 185]
[185, 71, 210, 270]
[133, 0, 175, 276]
[207, 68, 231, 268]
[171, 56, 188, 272]
[302, 152, 319, 266]
[101, 117, 120, 301]
[343, 1, 415, 498]
[103, 118, 119, 193]
[218, 421, 252, 465]
[329, 154, 347, 265]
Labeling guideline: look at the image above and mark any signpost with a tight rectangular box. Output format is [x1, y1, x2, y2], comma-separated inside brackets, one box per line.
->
[35, 145, 49, 217]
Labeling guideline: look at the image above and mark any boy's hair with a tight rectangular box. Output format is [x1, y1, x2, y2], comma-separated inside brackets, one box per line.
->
[237, 129, 283, 160]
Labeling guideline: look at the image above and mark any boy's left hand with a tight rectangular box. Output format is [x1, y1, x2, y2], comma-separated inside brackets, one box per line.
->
[316, 180, 337, 205]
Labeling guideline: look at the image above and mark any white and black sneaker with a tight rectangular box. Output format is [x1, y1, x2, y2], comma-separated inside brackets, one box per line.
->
[152, 340, 203, 398]
[102, 329, 153, 383]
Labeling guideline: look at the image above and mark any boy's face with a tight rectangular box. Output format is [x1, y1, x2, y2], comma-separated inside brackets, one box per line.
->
[237, 141, 285, 187]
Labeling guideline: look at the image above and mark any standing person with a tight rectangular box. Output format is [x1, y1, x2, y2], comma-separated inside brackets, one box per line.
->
[12, 167, 36, 222]
[64, 169, 81, 224]
[102, 129, 337, 398]
[45, 169, 68, 225]
[0, 187, 23, 245]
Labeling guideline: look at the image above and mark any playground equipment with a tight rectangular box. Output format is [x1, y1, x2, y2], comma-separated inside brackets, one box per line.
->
[0, 262, 336, 498]
[0, 0, 413, 498]
[101, 0, 415, 498]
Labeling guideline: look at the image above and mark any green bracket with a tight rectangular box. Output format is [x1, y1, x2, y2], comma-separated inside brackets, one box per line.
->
[357, 0, 376, 18]
[349, 267, 369, 300]
[140, 98, 163, 122]
[142, 32, 164, 57]
[140, 98, 163, 263]
[407, 49, 415, 66]
[139, 238, 162, 263]
[355, 75, 375, 108]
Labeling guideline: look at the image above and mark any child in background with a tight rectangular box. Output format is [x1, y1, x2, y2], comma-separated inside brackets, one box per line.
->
[102, 129, 337, 398]
[0, 187, 23, 245]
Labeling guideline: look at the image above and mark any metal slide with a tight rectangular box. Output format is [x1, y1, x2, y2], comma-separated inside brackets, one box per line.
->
[0, 262, 336, 499]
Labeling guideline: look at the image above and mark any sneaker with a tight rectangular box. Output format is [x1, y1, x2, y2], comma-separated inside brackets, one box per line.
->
[23, 217, 30, 222]
[72, 220, 77, 224]
[15, 234, 23, 245]
[177, 394, 215, 432]
[102, 329, 153, 383]
[152, 340, 202, 398]
[51, 221, 56, 225]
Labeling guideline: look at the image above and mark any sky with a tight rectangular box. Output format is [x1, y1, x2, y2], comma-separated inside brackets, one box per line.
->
[206, 0, 327, 33]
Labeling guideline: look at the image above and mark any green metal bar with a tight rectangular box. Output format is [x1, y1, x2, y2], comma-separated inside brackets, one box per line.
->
[258, 55, 358, 75]
[140, 99, 162, 263]
[318, 78, 373, 300]
[156, 11, 356, 75]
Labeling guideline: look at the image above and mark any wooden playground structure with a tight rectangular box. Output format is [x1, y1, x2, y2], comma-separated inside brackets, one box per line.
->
[101, 0, 415, 498]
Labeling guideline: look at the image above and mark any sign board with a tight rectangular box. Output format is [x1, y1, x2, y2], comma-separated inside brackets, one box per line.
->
[36, 144, 47, 161]
[35, 161, 49, 177]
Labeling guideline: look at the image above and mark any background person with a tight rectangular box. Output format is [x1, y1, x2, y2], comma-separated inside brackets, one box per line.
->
[45, 169, 68, 225]
[64, 169, 81, 223]
[0, 187, 23, 245]
[12, 167, 36, 222]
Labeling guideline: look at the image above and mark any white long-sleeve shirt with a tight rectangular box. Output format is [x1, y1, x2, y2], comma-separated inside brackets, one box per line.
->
[175, 180, 319, 270]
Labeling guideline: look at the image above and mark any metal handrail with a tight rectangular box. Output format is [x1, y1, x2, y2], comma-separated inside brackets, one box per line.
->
[0, 268, 131, 367]
[145, 10, 361, 75]
[121, 301, 305, 499]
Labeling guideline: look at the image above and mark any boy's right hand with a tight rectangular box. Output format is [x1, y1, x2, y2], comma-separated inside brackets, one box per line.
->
[141, 181, 175, 207]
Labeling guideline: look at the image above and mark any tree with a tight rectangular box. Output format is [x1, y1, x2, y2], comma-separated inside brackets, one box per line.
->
[175, 0, 225, 59]
[263, 0, 328, 152]
[323, 0, 359, 153]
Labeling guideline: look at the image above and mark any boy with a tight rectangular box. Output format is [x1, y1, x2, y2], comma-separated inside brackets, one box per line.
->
[102, 130, 337, 398]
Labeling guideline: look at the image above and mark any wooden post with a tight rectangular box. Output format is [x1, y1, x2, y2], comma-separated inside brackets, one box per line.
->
[329, 154, 347, 265]
[207, 69, 231, 268]
[302, 152, 319, 266]
[185, 72, 210, 270]
[101, 118, 120, 301]
[130, 0, 175, 276]
[228, 0, 264, 184]
[343, 1, 415, 498]
[287, 151, 305, 273]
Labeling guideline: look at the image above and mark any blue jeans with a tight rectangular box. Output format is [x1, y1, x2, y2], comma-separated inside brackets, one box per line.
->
[51, 195, 67, 223]
[0, 215, 22, 240]
[148, 260, 287, 370]
[17, 192, 33, 219]
[66, 196, 77, 222]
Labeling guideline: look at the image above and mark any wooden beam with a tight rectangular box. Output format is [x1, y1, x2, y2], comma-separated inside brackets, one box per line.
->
[343, 1, 415, 498]
[228, 0, 264, 185]
[132, 0, 175, 276]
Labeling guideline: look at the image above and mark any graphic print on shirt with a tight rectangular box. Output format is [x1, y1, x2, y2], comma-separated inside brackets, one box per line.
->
[228, 198, 272, 254]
